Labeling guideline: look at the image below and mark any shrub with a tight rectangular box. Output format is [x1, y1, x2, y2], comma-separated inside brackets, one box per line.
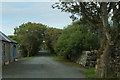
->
[55, 22, 100, 60]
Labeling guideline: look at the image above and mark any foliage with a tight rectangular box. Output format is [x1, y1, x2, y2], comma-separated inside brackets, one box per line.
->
[55, 22, 100, 59]
[52, 56, 65, 61]
[44, 27, 62, 54]
[83, 67, 100, 78]
[14, 22, 46, 57]
[52, 2, 120, 78]
[52, 56, 84, 67]
[52, 2, 102, 25]
[52, 2, 120, 44]
[8, 35, 17, 41]
[117, 40, 120, 47]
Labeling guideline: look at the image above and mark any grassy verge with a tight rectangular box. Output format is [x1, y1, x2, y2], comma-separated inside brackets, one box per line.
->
[52, 56, 84, 67]
[83, 68, 119, 78]
[52, 56, 101, 78]
[18, 56, 35, 59]
[52, 56, 65, 61]
[82, 67, 101, 78]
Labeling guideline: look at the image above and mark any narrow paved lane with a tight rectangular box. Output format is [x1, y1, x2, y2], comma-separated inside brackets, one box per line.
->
[3, 56, 86, 78]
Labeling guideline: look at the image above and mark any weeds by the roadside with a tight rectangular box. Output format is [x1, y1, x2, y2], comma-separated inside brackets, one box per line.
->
[52, 56, 84, 67]
[52, 56, 101, 78]
[82, 67, 101, 78]
[18, 56, 35, 59]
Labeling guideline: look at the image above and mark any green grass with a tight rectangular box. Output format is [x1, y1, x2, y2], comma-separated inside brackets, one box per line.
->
[83, 68, 119, 78]
[53, 56, 99, 78]
[82, 67, 101, 78]
[18, 56, 35, 59]
[52, 56, 84, 67]
[52, 56, 119, 79]
[107, 73, 120, 78]
[52, 56, 65, 61]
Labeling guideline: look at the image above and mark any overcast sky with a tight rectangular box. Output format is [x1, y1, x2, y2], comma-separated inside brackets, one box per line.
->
[1, 2, 72, 35]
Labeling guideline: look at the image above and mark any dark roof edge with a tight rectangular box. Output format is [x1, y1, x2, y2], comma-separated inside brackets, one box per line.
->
[0, 31, 18, 44]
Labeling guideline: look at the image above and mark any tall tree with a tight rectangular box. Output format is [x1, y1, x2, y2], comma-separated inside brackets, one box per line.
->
[44, 27, 62, 54]
[52, 1, 120, 77]
[14, 22, 46, 57]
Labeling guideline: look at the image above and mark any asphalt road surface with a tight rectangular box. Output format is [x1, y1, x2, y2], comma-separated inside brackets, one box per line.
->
[3, 56, 86, 78]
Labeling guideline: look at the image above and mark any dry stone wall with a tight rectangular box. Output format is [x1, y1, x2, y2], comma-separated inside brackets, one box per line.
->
[76, 47, 120, 77]
[76, 50, 97, 67]
[109, 46, 120, 77]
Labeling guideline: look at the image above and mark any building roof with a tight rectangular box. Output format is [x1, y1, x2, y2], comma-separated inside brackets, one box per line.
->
[0, 31, 17, 43]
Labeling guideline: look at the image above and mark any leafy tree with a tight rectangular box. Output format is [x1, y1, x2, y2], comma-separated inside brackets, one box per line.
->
[52, 1, 120, 77]
[8, 35, 16, 41]
[55, 21, 100, 60]
[44, 27, 62, 54]
[14, 22, 46, 57]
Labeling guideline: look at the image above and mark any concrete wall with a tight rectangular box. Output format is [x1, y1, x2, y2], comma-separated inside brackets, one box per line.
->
[2, 42, 10, 64]
[2, 41, 17, 65]
[9, 43, 13, 62]
[0, 41, 2, 79]
[5, 42, 10, 62]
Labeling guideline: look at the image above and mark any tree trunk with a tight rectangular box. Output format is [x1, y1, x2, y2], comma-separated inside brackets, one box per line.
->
[96, 41, 114, 77]
[27, 46, 32, 57]
[96, 3, 112, 78]
[27, 49, 30, 57]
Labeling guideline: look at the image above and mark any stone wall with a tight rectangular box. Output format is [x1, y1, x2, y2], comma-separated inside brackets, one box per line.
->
[76, 51, 87, 66]
[76, 47, 120, 77]
[76, 50, 97, 67]
[109, 46, 120, 77]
